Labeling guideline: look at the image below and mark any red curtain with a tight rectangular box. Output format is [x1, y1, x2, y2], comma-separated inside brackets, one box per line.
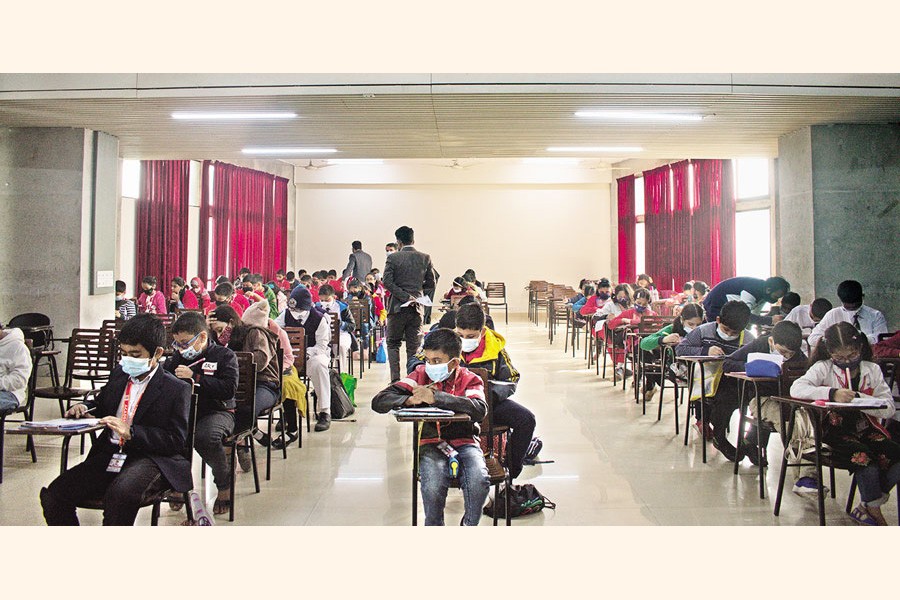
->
[691, 159, 736, 286]
[668, 160, 693, 291]
[135, 160, 191, 291]
[198, 160, 211, 286]
[199, 162, 283, 283]
[643, 165, 673, 290]
[616, 175, 636, 283]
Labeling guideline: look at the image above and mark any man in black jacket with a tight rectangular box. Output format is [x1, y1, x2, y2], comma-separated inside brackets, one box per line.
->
[383, 225, 436, 382]
[164, 311, 238, 516]
[40, 314, 192, 526]
[342, 240, 374, 282]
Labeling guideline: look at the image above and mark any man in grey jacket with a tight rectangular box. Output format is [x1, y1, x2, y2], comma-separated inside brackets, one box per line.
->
[382, 226, 436, 382]
[341, 240, 373, 282]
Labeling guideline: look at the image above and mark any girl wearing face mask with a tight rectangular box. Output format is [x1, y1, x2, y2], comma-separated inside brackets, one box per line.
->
[791, 322, 898, 525]
[638, 303, 706, 401]
[190, 277, 212, 313]
[605, 288, 656, 380]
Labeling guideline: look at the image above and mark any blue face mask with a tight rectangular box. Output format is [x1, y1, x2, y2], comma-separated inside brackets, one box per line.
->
[425, 361, 453, 383]
[634, 304, 648, 313]
[120, 356, 152, 378]
[180, 345, 201, 361]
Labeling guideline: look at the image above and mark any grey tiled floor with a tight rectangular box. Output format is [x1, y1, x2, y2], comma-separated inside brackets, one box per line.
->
[0, 313, 889, 526]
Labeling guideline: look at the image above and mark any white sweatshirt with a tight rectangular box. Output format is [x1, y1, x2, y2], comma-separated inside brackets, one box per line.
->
[790, 359, 896, 421]
[0, 328, 33, 406]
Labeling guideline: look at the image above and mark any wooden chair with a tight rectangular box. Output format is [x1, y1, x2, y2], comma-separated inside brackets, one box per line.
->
[74, 391, 199, 525]
[0, 341, 39, 483]
[225, 352, 260, 522]
[470, 367, 512, 526]
[8, 313, 61, 388]
[33, 329, 115, 418]
[283, 327, 310, 441]
[485, 282, 508, 324]
[631, 316, 674, 413]
[347, 298, 371, 379]
[531, 285, 551, 326]
[328, 313, 342, 373]
[257, 347, 287, 481]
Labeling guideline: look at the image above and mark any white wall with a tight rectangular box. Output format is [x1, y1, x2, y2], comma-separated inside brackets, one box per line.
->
[293, 161, 613, 312]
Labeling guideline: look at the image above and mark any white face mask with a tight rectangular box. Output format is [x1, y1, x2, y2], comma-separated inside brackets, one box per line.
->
[682, 325, 694, 334]
[717, 326, 739, 341]
[289, 309, 310, 321]
[460, 337, 481, 353]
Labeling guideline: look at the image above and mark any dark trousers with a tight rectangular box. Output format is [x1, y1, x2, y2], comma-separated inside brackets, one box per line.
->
[41, 451, 169, 526]
[493, 398, 536, 480]
[707, 377, 741, 447]
[387, 306, 423, 382]
[235, 382, 279, 432]
[423, 289, 437, 325]
[194, 410, 235, 491]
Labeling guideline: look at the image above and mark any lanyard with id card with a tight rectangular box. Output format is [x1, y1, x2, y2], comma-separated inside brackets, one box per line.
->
[107, 380, 144, 473]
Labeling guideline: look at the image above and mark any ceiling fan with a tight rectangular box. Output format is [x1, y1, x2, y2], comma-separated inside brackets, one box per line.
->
[427, 159, 480, 170]
[295, 159, 333, 170]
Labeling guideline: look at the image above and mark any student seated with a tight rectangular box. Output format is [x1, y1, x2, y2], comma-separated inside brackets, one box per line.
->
[115, 280, 137, 321]
[785, 297, 833, 332]
[325, 269, 344, 295]
[702, 276, 790, 326]
[208, 304, 281, 471]
[372, 329, 490, 526]
[566, 279, 592, 305]
[249, 273, 279, 319]
[212, 282, 246, 317]
[0, 320, 33, 419]
[285, 271, 300, 290]
[635, 273, 660, 302]
[315, 284, 356, 374]
[454, 304, 535, 480]
[591, 283, 634, 371]
[571, 284, 595, 327]
[444, 276, 469, 301]
[639, 302, 706, 401]
[577, 279, 613, 318]
[791, 322, 898, 525]
[676, 300, 755, 460]
[275, 269, 291, 291]
[808, 279, 888, 348]
[40, 314, 191, 525]
[137, 276, 167, 315]
[722, 320, 806, 466]
[606, 287, 657, 380]
[164, 311, 238, 517]
[775, 292, 802, 319]
[463, 268, 484, 291]
[168, 276, 199, 313]
[691, 281, 709, 304]
[189, 277, 212, 313]
[267, 281, 288, 315]
[670, 281, 694, 307]
[233, 267, 251, 291]
[275, 286, 333, 432]
[873, 330, 900, 359]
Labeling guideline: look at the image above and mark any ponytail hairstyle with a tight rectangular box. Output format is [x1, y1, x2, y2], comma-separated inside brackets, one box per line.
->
[582, 284, 596, 298]
[633, 288, 652, 304]
[809, 321, 872, 366]
[672, 302, 705, 336]
[612, 283, 634, 307]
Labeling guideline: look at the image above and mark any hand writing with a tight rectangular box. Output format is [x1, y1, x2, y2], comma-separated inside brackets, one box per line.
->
[99, 416, 131, 440]
[709, 346, 725, 357]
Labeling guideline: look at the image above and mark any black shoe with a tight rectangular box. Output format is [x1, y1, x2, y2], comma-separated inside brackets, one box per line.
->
[742, 445, 768, 467]
[711, 436, 737, 462]
[314, 412, 331, 432]
[272, 431, 299, 450]
[253, 431, 271, 447]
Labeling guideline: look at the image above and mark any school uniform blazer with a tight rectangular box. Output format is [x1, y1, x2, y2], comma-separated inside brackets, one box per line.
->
[382, 246, 436, 314]
[83, 367, 193, 492]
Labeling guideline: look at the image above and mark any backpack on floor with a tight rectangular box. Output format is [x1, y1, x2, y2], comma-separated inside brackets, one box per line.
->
[340, 373, 358, 407]
[522, 436, 544, 465]
[329, 369, 355, 419]
[483, 483, 556, 519]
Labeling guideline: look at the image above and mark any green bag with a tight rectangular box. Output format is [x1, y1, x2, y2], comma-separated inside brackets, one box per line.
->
[340, 373, 358, 407]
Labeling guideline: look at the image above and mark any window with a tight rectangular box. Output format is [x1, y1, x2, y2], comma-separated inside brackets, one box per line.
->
[122, 159, 141, 199]
[635, 222, 645, 277]
[735, 158, 769, 200]
[735, 209, 771, 279]
[634, 176, 645, 217]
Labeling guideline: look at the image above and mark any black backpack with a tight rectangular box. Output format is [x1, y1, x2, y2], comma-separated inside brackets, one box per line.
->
[329, 369, 355, 420]
[482, 483, 556, 519]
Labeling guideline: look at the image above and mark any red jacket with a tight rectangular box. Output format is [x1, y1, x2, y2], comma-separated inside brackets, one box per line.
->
[873, 330, 900, 358]
[608, 307, 657, 329]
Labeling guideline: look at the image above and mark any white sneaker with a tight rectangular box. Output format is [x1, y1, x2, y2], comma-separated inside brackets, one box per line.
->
[792, 476, 829, 495]
[614, 367, 624, 379]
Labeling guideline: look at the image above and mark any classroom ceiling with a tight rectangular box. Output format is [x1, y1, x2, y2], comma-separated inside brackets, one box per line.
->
[1, 75, 899, 162]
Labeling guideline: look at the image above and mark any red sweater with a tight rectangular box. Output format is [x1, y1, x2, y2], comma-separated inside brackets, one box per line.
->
[873, 330, 900, 358]
[607, 307, 657, 329]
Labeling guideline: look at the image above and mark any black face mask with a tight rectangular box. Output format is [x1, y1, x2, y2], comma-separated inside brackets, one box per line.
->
[215, 300, 228, 306]
[598, 292, 610, 301]
[242, 286, 253, 293]
[144, 288, 155, 295]
[355, 291, 366, 299]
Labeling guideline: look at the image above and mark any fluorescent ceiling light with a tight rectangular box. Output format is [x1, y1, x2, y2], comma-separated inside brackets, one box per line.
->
[547, 146, 642, 153]
[242, 147, 338, 155]
[327, 159, 385, 165]
[521, 158, 581, 165]
[172, 112, 297, 120]
[575, 110, 703, 122]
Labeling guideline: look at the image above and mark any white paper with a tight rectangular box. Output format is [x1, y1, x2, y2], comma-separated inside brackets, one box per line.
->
[415, 295, 433, 307]
[95, 270, 114, 288]
[22, 418, 101, 430]
[747, 352, 784, 366]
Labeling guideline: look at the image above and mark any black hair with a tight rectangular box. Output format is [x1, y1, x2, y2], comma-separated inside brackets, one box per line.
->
[209, 305, 242, 328]
[810, 297, 834, 320]
[395, 226, 414, 246]
[719, 300, 751, 331]
[672, 302, 705, 335]
[810, 321, 872, 365]
[298, 269, 308, 276]
[352, 240, 362, 251]
[172, 311, 209, 336]
[215, 275, 230, 285]
[238, 267, 251, 275]
[115, 280, 127, 294]
[249, 273, 264, 285]
[837, 280, 863, 305]
[456, 303, 486, 331]
[385, 243, 398, 251]
[422, 328, 462, 359]
[780, 292, 801, 312]
[370, 268, 380, 275]
[437, 310, 457, 330]
[692, 281, 709, 295]
[458, 295, 479, 307]
[452, 276, 467, 288]
[636, 273, 654, 287]
[214, 282, 234, 298]
[633, 288, 652, 303]
[683, 281, 693, 292]
[118, 313, 166, 355]
[141, 276, 157, 286]
[241, 275, 252, 284]
[613, 283, 633, 306]
[299, 274, 312, 283]
[286, 271, 295, 279]
[347, 278, 362, 289]
[276, 269, 285, 276]
[327, 269, 337, 278]
[583, 284, 596, 297]
[319, 284, 335, 297]
[764, 276, 790, 296]
[771, 320, 803, 352]
[578, 278, 589, 290]
[171, 276, 186, 287]
[597, 278, 611, 289]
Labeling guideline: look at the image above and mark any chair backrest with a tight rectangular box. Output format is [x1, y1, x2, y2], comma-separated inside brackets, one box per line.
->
[100, 319, 125, 360]
[233, 352, 257, 435]
[780, 361, 810, 392]
[328, 313, 341, 352]
[875, 357, 899, 393]
[485, 282, 506, 299]
[636, 315, 674, 335]
[449, 294, 468, 308]
[67, 328, 118, 385]
[283, 327, 307, 377]
[468, 367, 496, 452]
[347, 299, 370, 332]
[173, 308, 203, 317]
[877, 331, 897, 343]
[151, 313, 176, 328]
[8, 312, 53, 350]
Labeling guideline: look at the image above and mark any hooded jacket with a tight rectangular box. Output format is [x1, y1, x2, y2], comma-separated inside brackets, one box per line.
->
[459, 328, 520, 403]
[0, 328, 33, 406]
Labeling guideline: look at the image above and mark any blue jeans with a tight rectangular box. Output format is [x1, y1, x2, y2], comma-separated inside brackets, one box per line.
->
[0, 391, 18, 415]
[856, 462, 900, 506]
[419, 443, 490, 526]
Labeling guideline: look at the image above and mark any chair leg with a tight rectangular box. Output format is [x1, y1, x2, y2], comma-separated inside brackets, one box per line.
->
[493, 481, 500, 526]
[829, 466, 836, 499]
[249, 438, 260, 493]
[0, 419, 5, 485]
[229, 443, 236, 522]
[266, 412, 273, 482]
[845, 474, 857, 514]
[279, 407, 287, 460]
[151, 500, 161, 526]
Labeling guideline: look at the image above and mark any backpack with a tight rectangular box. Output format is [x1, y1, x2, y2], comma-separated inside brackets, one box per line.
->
[522, 436, 543, 465]
[340, 373, 358, 407]
[482, 483, 556, 519]
[375, 339, 387, 363]
[315, 369, 354, 420]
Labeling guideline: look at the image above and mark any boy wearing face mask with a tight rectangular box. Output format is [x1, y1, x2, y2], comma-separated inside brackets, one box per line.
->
[40, 314, 192, 525]
[275, 285, 333, 432]
[639, 302, 707, 401]
[163, 311, 239, 516]
[137, 275, 167, 315]
[676, 300, 754, 460]
[314, 284, 356, 373]
[212, 282, 246, 317]
[115, 280, 136, 320]
[807, 280, 888, 349]
[372, 328, 490, 525]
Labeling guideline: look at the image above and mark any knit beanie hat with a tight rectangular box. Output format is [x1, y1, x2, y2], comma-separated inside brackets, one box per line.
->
[288, 285, 313, 311]
[242, 300, 269, 328]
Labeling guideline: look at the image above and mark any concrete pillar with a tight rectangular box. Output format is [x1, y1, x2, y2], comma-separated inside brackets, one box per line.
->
[777, 123, 900, 328]
[0, 127, 117, 341]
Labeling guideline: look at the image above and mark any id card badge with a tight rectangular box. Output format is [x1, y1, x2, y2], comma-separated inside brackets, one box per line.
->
[106, 453, 127, 473]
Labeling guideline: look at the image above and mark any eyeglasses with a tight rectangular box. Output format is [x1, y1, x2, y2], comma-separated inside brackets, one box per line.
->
[171, 332, 201, 351]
